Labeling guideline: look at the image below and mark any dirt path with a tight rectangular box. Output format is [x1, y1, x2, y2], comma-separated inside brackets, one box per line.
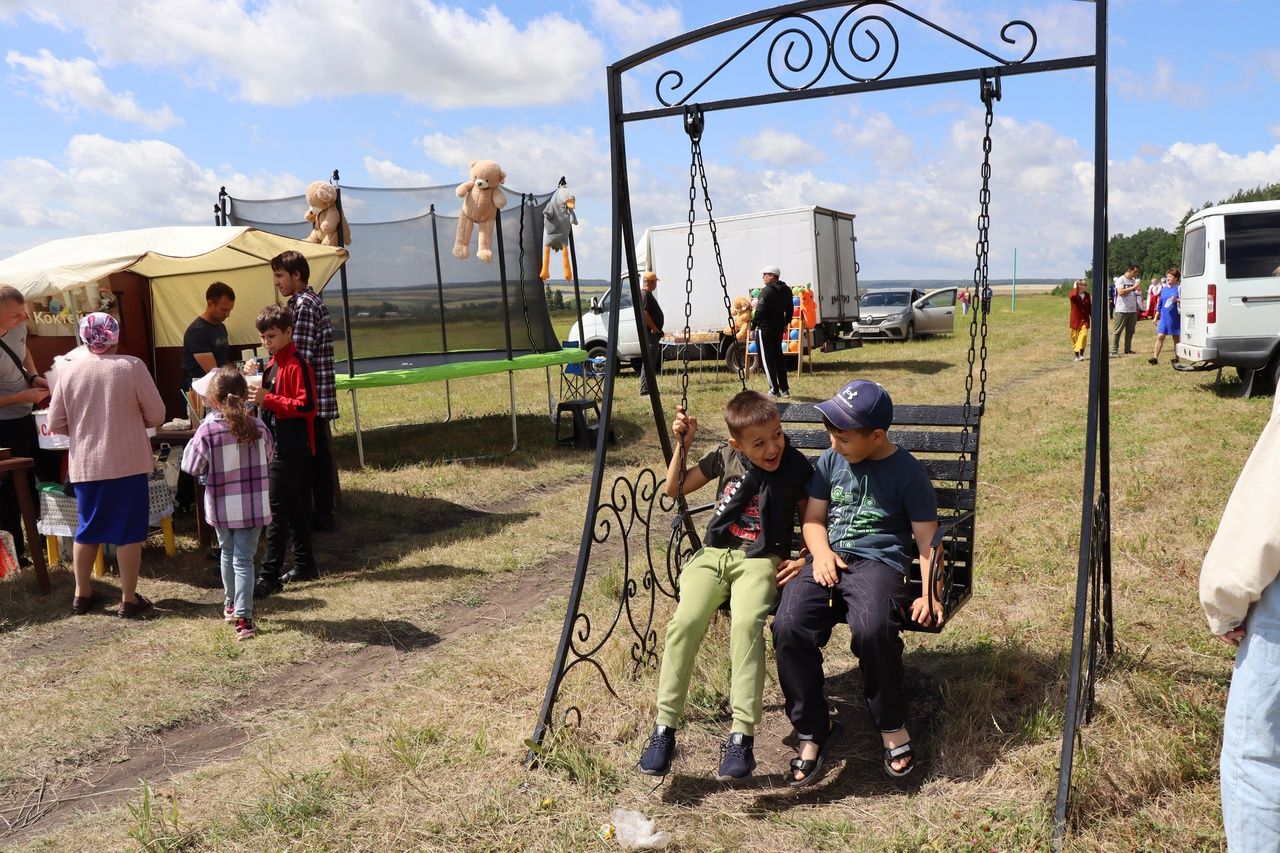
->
[0, 552, 576, 845]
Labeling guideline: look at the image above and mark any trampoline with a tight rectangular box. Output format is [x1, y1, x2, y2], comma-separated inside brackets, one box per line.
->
[220, 176, 591, 462]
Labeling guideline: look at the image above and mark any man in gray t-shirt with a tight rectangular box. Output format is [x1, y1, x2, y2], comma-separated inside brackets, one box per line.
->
[0, 286, 51, 560]
[1110, 262, 1142, 356]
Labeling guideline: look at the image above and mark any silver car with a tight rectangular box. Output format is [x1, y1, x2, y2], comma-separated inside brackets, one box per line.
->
[855, 287, 958, 341]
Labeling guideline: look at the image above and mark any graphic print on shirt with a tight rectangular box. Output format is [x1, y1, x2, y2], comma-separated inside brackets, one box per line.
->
[829, 475, 885, 538]
[712, 475, 761, 543]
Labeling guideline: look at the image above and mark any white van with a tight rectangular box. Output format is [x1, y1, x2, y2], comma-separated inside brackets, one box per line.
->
[1176, 201, 1280, 394]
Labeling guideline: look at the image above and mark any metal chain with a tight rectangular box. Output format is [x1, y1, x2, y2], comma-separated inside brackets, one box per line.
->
[675, 107, 703, 504]
[693, 134, 746, 389]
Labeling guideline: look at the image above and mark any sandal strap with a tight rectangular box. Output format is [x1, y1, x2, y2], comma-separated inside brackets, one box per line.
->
[886, 743, 913, 759]
[790, 757, 818, 772]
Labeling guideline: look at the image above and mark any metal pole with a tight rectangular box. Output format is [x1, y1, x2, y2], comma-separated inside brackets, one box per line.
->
[428, 204, 454, 422]
[1054, 0, 1107, 844]
[1011, 247, 1017, 312]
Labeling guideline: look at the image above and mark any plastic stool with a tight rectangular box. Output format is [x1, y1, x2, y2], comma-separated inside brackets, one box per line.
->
[556, 400, 614, 450]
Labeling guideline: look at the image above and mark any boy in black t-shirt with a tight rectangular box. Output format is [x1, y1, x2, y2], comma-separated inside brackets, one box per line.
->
[637, 390, 811, 780]
[771, 379, 940, 786]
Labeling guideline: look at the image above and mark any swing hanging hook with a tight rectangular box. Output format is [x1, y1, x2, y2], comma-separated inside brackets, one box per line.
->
[683, 105, 705, 143]
[980, 68, 1002, 109]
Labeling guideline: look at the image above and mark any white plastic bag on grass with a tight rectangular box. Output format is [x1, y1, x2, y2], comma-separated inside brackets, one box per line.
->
[606, 808, 669, 850]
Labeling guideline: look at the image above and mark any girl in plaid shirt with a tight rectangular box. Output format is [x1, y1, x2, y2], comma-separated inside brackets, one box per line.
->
[181, 366, 274, 640]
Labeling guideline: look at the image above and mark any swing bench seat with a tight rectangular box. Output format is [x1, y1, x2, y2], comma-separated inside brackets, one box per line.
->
[773, 401, 978, 633]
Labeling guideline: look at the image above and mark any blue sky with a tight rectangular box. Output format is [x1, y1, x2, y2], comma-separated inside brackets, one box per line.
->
[1, 0, 1278, 281]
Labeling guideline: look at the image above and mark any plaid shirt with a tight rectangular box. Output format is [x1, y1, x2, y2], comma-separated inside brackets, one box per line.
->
[288, 286, 337, 420]
[180, 412, 275, 529]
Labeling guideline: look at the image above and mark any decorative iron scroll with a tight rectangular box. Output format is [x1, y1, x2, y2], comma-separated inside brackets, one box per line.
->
[550, 467, 699, 712]
[654, 1, 1037, 106]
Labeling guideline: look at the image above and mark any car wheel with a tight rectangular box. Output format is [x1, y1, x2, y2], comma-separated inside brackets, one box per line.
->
[724, 340, 745, 372]
[903, 321, 915, 342]
[587, 344, 617, 374]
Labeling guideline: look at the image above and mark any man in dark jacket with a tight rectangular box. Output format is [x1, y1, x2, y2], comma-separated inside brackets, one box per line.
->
[752, 265, 793, 397]
[638, 270, 664, 397]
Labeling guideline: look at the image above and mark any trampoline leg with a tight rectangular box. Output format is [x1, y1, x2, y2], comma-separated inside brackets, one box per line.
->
[443, 379, 453, 423]
[545, 368, 555, 423]
[350, 389, 366, 470]
[509, 372, 518, 453]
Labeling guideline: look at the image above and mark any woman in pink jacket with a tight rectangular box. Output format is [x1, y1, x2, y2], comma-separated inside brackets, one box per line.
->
[47, 313, 166, 618]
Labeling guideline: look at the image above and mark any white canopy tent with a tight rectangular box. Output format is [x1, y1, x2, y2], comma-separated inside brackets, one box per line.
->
[0, 226, 348, 348]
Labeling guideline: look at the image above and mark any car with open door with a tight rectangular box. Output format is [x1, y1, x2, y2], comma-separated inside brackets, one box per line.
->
[854, 287, 958, 341]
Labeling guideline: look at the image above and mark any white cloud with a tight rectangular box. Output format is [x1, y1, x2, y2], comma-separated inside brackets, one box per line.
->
[1114, 59, 1204, 108]
[736, 131, 826, 167]
[362, 156, 434, 188]
[589, 0, 683, 56]
[6, 48, 179, 130]
[19, 1, 605, 108]
[834, 110, 915, 171]
[0, 134, 301, 239]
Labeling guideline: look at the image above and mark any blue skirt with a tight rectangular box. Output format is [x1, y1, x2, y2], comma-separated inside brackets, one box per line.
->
[74, 474, 149, 545]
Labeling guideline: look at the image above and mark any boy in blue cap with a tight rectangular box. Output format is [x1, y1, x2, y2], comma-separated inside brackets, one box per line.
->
[771, 379, 941, 786]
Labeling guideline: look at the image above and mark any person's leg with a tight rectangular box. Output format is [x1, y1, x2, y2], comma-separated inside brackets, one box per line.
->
[771, 559, 840, 738]
[758, 328, 782, 394]
[1124, 312, 1138, 352]
[230, 527, 260, 618]
[1221, 579, 1280, 852]
[259, 460, 290, 587]
[725, 555, 781, 736]
[1110, 311, 1124, 354]
[288, 459, 315, 576]
[115, 542, 143, 604]
[310, 419, 334, 527]
[841, 560, 911, 747]
[0, 416, 38, 559]
[654, 549, 731, 729]
[1151, 333, 1165, 362]
[216, 526, 235, 612]
[72, 541, 97, 598]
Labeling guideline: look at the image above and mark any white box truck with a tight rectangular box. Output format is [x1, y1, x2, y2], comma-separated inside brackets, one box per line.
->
[569, 206, 860, 371]
[1176, 200, 1280, 395]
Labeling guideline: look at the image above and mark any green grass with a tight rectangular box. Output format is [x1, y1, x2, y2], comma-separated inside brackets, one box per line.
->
[1, 293, 1264, 851]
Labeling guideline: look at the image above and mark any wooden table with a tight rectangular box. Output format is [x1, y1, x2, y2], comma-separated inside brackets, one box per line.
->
[0, 453, 50, 593]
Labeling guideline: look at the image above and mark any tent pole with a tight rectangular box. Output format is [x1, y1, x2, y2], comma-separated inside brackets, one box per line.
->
[350, 389, 366, 468]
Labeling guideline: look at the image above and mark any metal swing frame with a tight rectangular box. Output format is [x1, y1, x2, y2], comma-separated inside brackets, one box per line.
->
[528, 2, 1113, 843]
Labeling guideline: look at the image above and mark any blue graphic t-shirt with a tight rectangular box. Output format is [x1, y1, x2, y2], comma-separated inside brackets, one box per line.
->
[807, 446, 938, 574]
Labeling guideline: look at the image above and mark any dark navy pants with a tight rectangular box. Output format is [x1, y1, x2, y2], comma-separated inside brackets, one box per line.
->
[771, 556, 910, 737]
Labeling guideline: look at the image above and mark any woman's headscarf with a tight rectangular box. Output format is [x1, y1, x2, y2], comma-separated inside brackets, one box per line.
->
[78, 312, 120, 354]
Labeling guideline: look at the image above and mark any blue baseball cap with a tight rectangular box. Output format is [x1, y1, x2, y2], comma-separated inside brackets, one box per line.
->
[815, 379, 893, 431]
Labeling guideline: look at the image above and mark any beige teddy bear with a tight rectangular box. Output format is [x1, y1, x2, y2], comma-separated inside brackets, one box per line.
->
[453, 159, 507, 263]
[304, 180, 351, 247]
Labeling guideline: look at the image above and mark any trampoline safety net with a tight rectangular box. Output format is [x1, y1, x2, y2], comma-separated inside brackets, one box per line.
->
[225, 184, 560, 368]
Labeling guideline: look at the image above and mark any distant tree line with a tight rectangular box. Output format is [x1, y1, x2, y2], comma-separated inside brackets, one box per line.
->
[1088, 181, 1280, 284]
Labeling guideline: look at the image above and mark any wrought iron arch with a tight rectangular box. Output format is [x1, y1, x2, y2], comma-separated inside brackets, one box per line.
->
[527, 2, 1113, 846]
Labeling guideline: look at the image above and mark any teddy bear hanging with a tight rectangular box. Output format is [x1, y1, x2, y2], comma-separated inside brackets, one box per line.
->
[303, 180, 352, 247]
[540, 179, 577, 281]
[453, 159, 507, 263]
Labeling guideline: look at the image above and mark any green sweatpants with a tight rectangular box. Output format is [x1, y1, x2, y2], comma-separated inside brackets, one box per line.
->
[654, 547, 781, 736]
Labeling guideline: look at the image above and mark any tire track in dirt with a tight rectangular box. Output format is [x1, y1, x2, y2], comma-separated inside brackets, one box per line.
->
[0, 551, 576, 845]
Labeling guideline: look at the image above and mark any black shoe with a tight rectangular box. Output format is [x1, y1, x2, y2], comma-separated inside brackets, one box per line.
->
[281, 566, 320, 583]
[118, 594, 153, 620]
[637, 725, 676, 776]
[1147, 357, 1159, 365]
[254, 578, 283, 599]
[716, 732, 756, 781]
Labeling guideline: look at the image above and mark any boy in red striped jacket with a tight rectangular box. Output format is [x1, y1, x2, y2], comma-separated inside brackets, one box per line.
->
[251, 304, 318, 597]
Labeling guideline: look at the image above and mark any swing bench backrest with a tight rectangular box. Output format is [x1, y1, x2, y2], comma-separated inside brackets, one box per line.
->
[775, 401, 979, 633]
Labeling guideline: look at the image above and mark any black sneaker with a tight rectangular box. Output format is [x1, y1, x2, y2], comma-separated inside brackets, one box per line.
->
[637, 725, 676, 776]
[254, 578, 283, 599]
[716, 732, 756, 780]
[281, 566, 320, 583]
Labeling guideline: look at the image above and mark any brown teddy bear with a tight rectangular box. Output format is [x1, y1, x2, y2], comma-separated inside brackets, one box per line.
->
[303, 180, 351, 247]
[453, 159, 507, 263]
[725, 295, 756, 374]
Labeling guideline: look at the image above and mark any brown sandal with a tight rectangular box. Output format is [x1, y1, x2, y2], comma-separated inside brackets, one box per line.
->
[118, 594, 153, 620]
[70, 593, 97, 616]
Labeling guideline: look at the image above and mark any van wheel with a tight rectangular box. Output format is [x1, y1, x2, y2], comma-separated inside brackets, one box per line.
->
[1238, 364, 1278, 398]
[724, 340, 745, 372]
[587, 344, 616, 374]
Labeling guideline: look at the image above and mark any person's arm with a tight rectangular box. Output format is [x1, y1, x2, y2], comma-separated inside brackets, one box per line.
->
[663, 405, 709, 498]
[136, 363, 168, 428]
[21, 348, 48, 391]
[908, 519, 943, 626]
[775, 495, 810, 588]
[179, 427, 210, 477]
[291, 299, 319, 366]
[47, 382, 68, 434]
[191, 352, 218, 373]
[0, 387, 49, 408]
[802, 497, 843, 587]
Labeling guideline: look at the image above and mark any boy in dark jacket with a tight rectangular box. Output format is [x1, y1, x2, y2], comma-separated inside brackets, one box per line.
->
[251, 304, 318, 597]
[752, 265, 793, 397]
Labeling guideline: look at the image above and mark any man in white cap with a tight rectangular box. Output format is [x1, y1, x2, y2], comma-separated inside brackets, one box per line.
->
[638, 270, 664, 396]
[752, 265, 793, 397]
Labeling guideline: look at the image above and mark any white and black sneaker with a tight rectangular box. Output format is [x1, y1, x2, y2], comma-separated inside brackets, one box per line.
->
[637, 725, 676, 776]
[716, 732, 756, 780]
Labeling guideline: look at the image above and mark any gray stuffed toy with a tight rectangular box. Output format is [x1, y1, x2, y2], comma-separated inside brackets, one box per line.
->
[540, 181, 577, 281]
